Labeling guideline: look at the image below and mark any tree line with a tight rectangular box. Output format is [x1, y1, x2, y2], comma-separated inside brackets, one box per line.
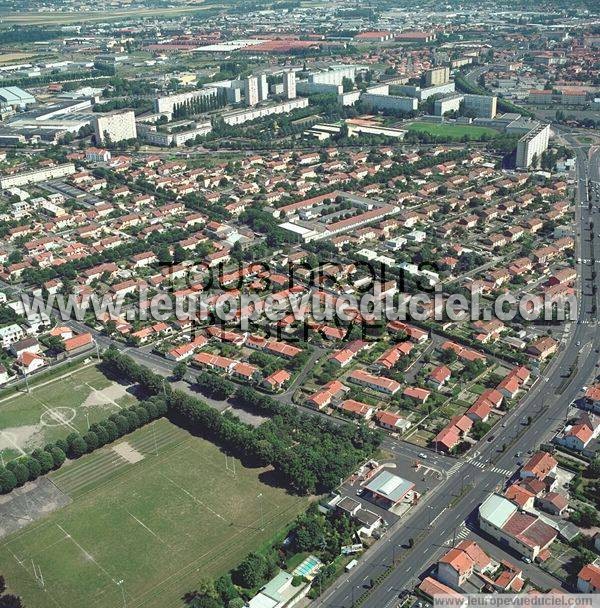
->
[0, 397, 167, 495]
[101, 348, 382, 495]
[172, 89, 228, 120]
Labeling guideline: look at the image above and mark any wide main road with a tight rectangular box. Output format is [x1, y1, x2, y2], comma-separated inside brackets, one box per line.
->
[316, 143, 600, 608]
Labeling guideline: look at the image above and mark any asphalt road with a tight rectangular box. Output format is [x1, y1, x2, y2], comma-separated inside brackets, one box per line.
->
[315, 142, 600, 608]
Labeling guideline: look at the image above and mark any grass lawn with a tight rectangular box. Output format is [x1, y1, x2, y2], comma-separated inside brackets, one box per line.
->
[406, 428, 435, 447]
[0, 364, 138, 463]
[406, 122, 500, 140]
[0, 418, 308, 608]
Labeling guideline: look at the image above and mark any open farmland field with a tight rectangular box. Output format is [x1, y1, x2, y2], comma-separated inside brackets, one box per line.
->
[0, 364, 138, 463]
[0, 418, 308, 608]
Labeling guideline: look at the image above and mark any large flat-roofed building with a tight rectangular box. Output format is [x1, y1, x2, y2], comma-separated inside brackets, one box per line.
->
[309, 66, 356, 86]
[434, 93, 463, 116]
[463, 94, 497, 118]
[0, 86, 35, 109]
[221, 97, 308, 126]
[297, 81, 343, 96]
[516, 123, 550, 169]
[136, 120, 212, 147]
[0, 163, 75, 189]
[478, 493, 557, 560]
[364, 470, 415, 509]
[283, 70, 296, 100]
[93, 110, 137, 144]
[153, 88, 217, 114]
[425, 66, 450, 86]
[360, 93, 417, 113]
[393, 82, 455, 101]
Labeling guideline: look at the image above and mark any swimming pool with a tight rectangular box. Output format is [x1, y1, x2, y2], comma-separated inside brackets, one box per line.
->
[292, 555, 322, 578]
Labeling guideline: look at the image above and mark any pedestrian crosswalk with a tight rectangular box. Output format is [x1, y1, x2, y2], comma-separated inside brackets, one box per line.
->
[447, 462, 463, 476]
[446, 524, 470, 545]
[456, 525, 470, 540]
[470, 459, 487, 469]
[490, 466, 514, 477]
[466, 458, 513, 477]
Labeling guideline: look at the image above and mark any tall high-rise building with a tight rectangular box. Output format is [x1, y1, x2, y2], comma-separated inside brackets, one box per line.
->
[258, 74, 269, 101]
[424, 66, 450, 86]
[516, 123, 550, 169]
[93, 110, 137, 144]
[244, 76, 259, 107]
[463, 94, 497, 118]
[283, 71, 296, 100]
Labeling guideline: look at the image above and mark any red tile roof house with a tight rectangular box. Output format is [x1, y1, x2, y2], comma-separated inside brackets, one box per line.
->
[505, 484, 536, 510]
[555, 412, 600, 453]
[17, 351, 46, 375]
[348, 369, 401, 396]
[428, 365, 451, 389]
[307, 380, 349, 410]
[372, 342, 414, 370]
[63, 332, 94, 354]
[520, 451, 558, 487]
[338, 399, 374, 420]
[577, 563, 600, 593]
[437, 540, 493, 590]
[403, 386, 431, 403]
[497, 374, 521, 400]
[433, 425, 461, 453]
[466, 389, 503, 423]
[584, 384, 600, 413]
[263, 369, 291, 391]
[418, 577, 464, 603]
[536, 492, 568, 516]
[231, 362, 260, 382]
[375, 410, 411, 432]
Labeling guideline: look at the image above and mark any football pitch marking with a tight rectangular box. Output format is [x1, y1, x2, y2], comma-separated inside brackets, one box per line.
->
[160, 473, 227, 522]
[0, 430, 27, 455]
[126, 511, 170, 547]
[39, 407, 77, 428]
[30, 393, 79, 433]
[56, 523, 120, 585]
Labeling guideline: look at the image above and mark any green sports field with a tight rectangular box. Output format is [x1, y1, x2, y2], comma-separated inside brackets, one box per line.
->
[0, 364, 138, 463]
[0, 418, 308, 608]
[407, 122, 500, 139]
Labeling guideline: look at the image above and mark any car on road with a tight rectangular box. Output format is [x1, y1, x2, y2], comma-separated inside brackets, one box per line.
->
[356, 488, 364, 496]
[521, 557, 532, 564]
[418, 452, 427, 460]
[487, 435, 495, 442]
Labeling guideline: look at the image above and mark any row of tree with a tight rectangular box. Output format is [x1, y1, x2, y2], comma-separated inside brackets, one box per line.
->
[172, 89, 228, 120]
[0, 397, 167, 495]
[101, 349, 382, 495]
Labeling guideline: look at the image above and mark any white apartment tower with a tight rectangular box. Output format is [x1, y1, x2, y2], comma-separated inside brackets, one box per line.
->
[516, 123, 550, 169]
[283, 71, 297, 100]
[94, 110, 137, 144]
[244, 76, 259, 107]
[258, 74, 269, 102]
